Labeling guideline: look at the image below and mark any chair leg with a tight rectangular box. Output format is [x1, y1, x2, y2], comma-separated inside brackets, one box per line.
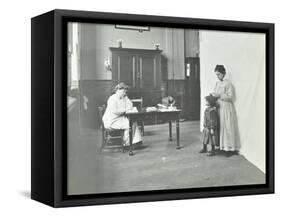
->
[100, 141, 103, 153]
[121, 131, 125, 153]
[100, 129, 126, 153]
[100, 130, 105, 153]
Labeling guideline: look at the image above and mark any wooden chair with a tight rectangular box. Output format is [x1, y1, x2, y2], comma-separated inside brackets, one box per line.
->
[131, 97, 144, 135]
[98, 105, 125, 152]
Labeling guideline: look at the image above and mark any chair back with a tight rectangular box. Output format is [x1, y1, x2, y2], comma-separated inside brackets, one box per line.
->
[98, 105, 106, 129]
[131, 97, 143, 110]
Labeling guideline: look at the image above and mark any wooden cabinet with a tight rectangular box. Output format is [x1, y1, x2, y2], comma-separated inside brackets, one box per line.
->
[110, 47, 163, 106]
[110, 48, 162, 87]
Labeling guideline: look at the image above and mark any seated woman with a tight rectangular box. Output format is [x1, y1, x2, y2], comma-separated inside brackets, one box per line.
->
[102, 82, 142, 146]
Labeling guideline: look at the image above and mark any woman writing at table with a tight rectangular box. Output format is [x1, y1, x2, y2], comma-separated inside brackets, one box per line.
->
[102, 82, 142, 146]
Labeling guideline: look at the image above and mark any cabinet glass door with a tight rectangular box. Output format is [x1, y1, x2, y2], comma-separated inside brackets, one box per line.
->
[139, 54, 159, 89]
[116, 54, 137, 88]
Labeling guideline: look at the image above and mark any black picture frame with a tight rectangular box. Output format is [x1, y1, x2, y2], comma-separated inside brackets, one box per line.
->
[31, 9, 274, 208]
[115, 24, 150, 32]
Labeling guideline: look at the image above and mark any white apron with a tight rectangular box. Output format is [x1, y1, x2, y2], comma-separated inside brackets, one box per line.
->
[214, 79, 240, 151]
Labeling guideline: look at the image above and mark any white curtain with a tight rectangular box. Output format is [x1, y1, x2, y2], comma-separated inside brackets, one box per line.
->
[199, 30, 266, 172]
[165, 28, 185, 79]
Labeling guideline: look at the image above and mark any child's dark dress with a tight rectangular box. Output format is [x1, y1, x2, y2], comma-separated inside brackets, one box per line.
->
[202, 107, 219, 146]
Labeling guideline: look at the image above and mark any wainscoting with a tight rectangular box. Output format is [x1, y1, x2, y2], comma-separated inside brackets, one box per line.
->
[79, 80, 112, 129]
[75, 78, 199, 129]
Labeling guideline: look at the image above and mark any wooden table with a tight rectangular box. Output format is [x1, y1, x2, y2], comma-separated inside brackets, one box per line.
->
[126, 109, 181, 156]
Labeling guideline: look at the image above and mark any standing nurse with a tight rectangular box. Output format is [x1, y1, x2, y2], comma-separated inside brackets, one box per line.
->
[212, 65, 240, 153]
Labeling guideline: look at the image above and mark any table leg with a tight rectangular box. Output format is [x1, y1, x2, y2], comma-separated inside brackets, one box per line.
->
[176, 119, 181, 149]
[169, 121, 172, 141]
[129, 119, 134, 156]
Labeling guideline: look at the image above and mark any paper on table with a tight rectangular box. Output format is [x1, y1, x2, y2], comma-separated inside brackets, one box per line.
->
[159, 106, 178, 112]
[157, 103, 167, 109]
[126, 107, 138, 114]
[146, 107, 158, 112]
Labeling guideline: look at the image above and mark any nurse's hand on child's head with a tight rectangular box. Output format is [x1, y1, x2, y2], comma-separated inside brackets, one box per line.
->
[211, 93, 220, 98]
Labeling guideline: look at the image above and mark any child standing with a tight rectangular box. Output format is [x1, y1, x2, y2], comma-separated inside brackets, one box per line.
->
[199, 95, 219, 156]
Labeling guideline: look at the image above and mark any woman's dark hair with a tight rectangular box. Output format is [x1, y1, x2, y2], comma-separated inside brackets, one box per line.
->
[113, 82, 129, 92]
[215, 64, 226, 75]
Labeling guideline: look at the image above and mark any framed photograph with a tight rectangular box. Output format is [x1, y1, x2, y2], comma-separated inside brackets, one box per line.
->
[31, 9, 274, 207]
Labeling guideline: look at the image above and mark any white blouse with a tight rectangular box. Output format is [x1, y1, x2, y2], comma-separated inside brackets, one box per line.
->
[102, 93, 133, 128]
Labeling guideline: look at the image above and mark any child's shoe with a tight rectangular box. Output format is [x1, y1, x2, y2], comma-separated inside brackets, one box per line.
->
[199, 148, 207, 153]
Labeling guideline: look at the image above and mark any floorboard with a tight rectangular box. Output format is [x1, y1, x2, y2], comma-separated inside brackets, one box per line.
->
[67, 113, 265, 195]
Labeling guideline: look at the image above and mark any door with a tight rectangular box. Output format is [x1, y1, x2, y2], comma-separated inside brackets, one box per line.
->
[184, 57, 200, 120]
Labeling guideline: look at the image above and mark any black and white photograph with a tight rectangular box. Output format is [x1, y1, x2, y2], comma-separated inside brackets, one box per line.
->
[66, 22, 266, 195]
[1, 0, 280, 214]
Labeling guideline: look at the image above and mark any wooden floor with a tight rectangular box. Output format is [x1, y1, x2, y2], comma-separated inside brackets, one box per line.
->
[67, 113, 265, 195]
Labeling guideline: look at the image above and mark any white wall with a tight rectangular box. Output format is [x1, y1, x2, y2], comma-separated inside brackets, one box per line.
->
[80, 23, 167, 80]
[1, 0, 280, 216]
[200, 30, 266, 172]
[79, 24, 185, 80]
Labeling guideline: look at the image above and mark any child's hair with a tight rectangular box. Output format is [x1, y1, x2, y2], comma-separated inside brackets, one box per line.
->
[205, 95, 218, 107]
